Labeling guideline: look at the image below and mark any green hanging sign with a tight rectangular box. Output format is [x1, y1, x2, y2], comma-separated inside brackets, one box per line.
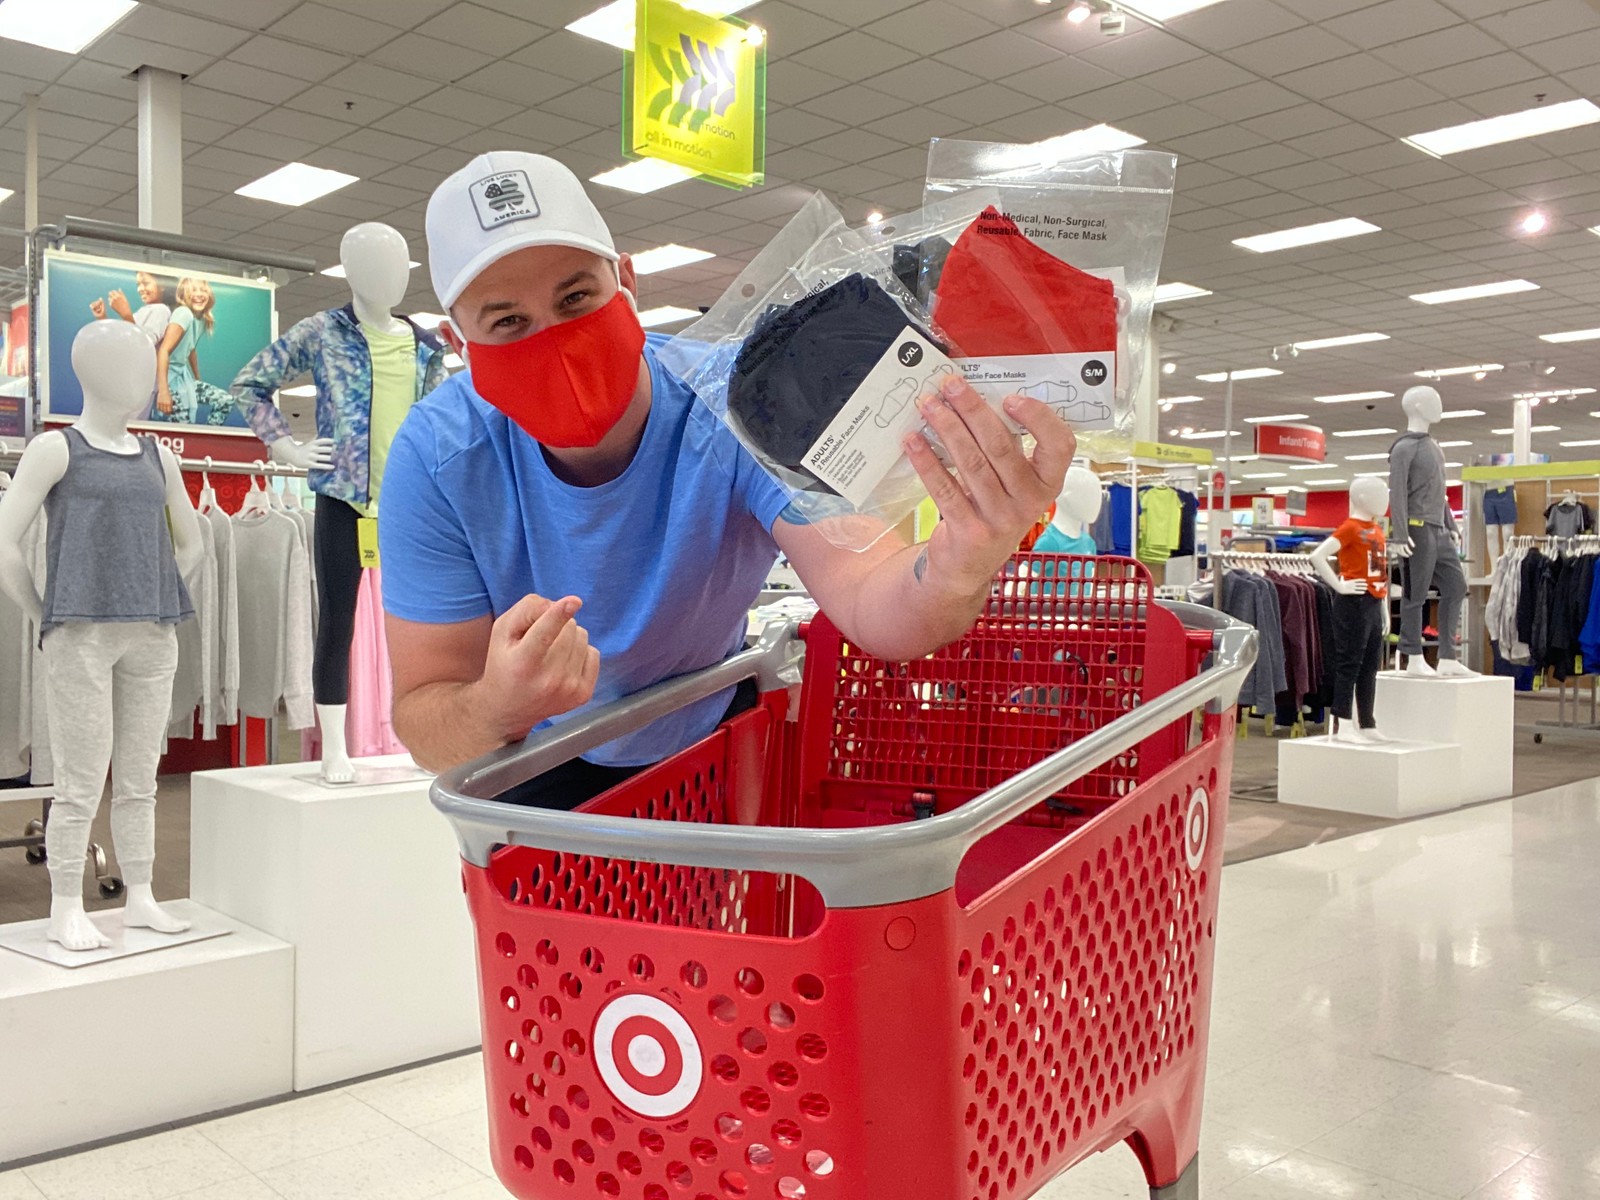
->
[623, 0, 767, 189]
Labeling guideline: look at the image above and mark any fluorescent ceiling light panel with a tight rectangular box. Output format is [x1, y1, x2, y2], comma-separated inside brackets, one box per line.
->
[1441, 409, 1484, 419]
[1180, 430, 1241, 440]
[1560, 439, 1600, 448]
[236, 163, 358, 206]
[1154, 282, 1212, 304]
[1315, 391, 1394, 404]
[1242, 472, 1287, 480]
[1196, 368, 1283, 382]
[1409, 280, 1538, 305]
[630, 244, 715, 275]
[280, 385, 317, 398]
[1292, 332, 1389, 350]
[1513, 388, 1596, 399]
[1160, 396, 1205, 405]
[1032, 124, 1146, 163]
[1306, 478, 1348, 486]
[1343, 453, 1391, 461]
[0, 0, 135, 53]
[321, 260, 417, 279]
[1289, 462, 1336, 470]
[638, 305, 701, 329]
[1117, 0, 1230, 21]
[1493, 425, 1559, 434]
[1244, 414, 1309, 423]
[591, 159, 699, 193]
[1234, 217, 1380, 254]
[1403, 98, 1600, 158]
[566, 0, 760, 49]
[1437, 441, 1472, 449]
[1331, 427, 1397, 438]
[1415, 364, 1503, 378]
[1541, 328, 1600, 344]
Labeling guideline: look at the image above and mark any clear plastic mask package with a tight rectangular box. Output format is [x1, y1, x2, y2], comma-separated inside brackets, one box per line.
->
[922, 141, 1178, 460]
[658, 190, 995, 551]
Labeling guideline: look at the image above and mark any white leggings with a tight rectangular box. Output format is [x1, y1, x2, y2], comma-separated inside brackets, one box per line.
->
[43, 623, 178, 899]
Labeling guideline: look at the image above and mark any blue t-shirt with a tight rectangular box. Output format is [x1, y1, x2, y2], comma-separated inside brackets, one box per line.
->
[1032, 524, 1097, 556]
[380, 336, 789, 766]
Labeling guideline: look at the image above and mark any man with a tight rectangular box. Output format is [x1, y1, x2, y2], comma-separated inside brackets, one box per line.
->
[381, 152, 1073, 802]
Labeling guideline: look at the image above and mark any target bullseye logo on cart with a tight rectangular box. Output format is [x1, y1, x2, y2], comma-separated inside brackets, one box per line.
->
[1184, 788, 1210, 871]
[593, 995, 704, 1118]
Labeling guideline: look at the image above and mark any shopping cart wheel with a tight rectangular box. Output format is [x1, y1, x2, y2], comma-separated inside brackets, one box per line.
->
[24, 845, 46, 864]
[98, 877, 124, 899]
[1150, 1156, 1199, 1200]
[1534, 733, 1544, 744]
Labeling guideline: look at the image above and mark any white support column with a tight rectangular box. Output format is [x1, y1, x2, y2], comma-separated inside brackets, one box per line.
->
[1222, 374, 1235, 514]
[1513, 398, 1533, 465]
[137, 66, 183, 234]
[1133, 331, 1159, 445]
[23, 94, 39, 234]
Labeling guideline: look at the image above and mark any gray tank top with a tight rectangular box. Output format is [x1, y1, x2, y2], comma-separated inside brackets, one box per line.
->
[41, 428, 194, 636]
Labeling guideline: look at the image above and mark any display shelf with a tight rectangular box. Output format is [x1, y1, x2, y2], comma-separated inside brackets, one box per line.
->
[1372, 672, 1514, 804]
[1278, 737, 1462, 818]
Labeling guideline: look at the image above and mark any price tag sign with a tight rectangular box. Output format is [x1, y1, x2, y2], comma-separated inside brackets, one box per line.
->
[357, 517, 380, 570]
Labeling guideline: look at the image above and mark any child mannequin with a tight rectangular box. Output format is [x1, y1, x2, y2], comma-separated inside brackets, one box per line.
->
[1033, 467, 1102, 555]
[1309, 478, 1391, 744]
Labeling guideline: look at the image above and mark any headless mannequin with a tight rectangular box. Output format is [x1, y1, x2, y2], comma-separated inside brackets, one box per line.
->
[1052, 467, 1103, 539]
[270, 223, 412, 783]
[0, 322, 202, 949]
[1390, 386, 1473, 678]
[1310, 478, 1391, 744]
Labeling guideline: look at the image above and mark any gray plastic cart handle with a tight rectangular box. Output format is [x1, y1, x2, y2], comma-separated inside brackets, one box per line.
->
[431, 603, 1257, 909]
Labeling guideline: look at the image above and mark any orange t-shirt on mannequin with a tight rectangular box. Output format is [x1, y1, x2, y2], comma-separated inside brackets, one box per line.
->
[1334, 518, 1387, 597]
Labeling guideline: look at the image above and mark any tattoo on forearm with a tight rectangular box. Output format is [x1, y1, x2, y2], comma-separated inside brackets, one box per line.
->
[913, 547, 929, 583]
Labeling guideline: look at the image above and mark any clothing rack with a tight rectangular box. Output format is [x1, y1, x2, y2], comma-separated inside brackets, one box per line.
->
[179, 455, 308, 479]
[1488, 532, 1600, 740]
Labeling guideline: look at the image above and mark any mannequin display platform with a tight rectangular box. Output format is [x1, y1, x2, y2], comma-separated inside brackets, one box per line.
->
[0, 322, 202, 951]
[232, 222, 446, 783]
[1373, 670, 1515, 804]
[1278, 735, 1462, 819]
[1307, 478, 1391, 744]
[1389, 386, 1472, 678]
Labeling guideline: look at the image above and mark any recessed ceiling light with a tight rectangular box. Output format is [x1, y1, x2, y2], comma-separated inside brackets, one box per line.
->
[1493, 425, 1560, 435]
[1344, 453, 1391, 461]
[1541, 328, 1600, 344]
[0, 0, 135, 53]
[1441, 409, 1485, 419]
[1162, 361, 1178, 376]
[1409, 280, 1538, 305]
[1437, 440, 1472, 449]
[1414, 364, 1504, 379]
[566, 0, 761, 48]
[1244, 414, 1310, 423]
[630, 244, 715, 275]
[280, 385, 318, 398]
[410, 312, 446, 330]
[1292, 332, 1389, 351]
[236, 163, 359, 206]
[1403, 98, 1600, 157]
[1154, 282, 1212, 304]
[1519, 210, 1549, 235]
[1196, 368, 1283, 382]
[1180, 430, 1241, 440]
[1560, 439, 1600, 448]
[1161, 395, 1205, 405]
[0, 187, 13, 205]
[321, 260, 418, 279]
[1314, 391, 1394, 404]
[866, 211, 884, 224]
[1066, 1, 1092, 21]
[1234, 217, 1380, 254]
[591, 159, 700, 194]
[638, 305, 702, 329]
[1332, 428, 1397, 438]
[1117, 0, 1230, 20]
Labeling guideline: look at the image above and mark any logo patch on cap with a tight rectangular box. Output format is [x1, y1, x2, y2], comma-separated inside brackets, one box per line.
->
[469, 170, 540, 230]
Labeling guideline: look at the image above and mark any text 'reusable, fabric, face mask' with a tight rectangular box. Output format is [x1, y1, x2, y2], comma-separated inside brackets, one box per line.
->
[465, 290, 646, 449]
[726, 273, 939, 477]
[932, 206, 1119, 357]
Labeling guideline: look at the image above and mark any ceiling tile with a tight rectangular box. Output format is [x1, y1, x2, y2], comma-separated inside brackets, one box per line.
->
[268, 4, 406, 55]
[321, 62, 439, 105]
[865, 60, 984, 105]
[800, 83, 914, 126]
[1226, 24, 1359, 75]
[368, 32, 493, 84]
[508, 33, 625, 84]
[933, 30, 1061, 76]
[190, 60, 309, 106]
[411, 3, 542, 54]
[860, 0, 998, 54]
[1323, 0, 1465, 48]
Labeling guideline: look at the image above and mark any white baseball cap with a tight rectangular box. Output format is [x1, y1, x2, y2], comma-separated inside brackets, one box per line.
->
[426, 151, 619, 311]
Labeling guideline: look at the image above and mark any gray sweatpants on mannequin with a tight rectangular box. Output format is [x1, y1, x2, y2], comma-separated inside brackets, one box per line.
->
[43, 623, 179, 898]
[1399, 523, 1467, 661]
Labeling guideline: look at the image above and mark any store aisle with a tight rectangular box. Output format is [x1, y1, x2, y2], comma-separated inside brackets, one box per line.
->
[5, 781, 1599, 1200]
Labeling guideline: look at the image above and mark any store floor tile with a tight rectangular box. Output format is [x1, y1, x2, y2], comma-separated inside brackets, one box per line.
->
[6, 776, 1599, 1198]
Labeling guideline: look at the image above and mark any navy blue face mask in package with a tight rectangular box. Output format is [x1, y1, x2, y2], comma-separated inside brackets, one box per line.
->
[657, 191, 993, 551]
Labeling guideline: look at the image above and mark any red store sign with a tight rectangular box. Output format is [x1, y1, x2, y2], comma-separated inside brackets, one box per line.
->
[1255, 423, 1326, 463]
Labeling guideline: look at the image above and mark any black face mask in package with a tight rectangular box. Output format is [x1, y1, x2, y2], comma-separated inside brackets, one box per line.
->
[726, 273, 942, 477]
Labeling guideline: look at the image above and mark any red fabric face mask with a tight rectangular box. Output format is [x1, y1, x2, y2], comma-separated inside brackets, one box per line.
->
[933, 206, 1119, 357]
[465, 290, 646, 448]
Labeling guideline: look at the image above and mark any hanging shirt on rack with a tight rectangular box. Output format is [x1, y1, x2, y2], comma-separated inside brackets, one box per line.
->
[202, 503, 241, 730]
[1090, 493, 1116, 555]
[1219, 569, 1288, 714]
[1545, 500, 1594, 538]
[1106, 483, 1133, 557]
[1173, 489, 1198, 558]
[1485, 542, 1531, 664]
[233, 507, 314, 729]
[1137, 486, 1182, 564]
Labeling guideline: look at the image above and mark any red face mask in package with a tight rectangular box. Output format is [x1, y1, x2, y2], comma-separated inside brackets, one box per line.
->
[931, 206, 1121, 431]
[466, 290, 646, 448]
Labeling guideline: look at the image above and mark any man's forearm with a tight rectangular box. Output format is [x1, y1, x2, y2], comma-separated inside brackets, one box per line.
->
[842, 544, 987, 662]
[395, 679, 517, 774]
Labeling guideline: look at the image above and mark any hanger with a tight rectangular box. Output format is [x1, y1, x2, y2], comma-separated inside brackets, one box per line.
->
[238, 464, 274, 515]
[196, 456, 217, 514]
[281, 478, 303, 511]
[0, 469, 11, 490]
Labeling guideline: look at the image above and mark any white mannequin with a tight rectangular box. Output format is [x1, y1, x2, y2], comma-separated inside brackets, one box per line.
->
[1051, 467, 1103, 538]
[1310, 478, 1391, 744]
[1391, 386, 1473, 678]
[272, 223, 411, 784]
[0, 321, 202, 949]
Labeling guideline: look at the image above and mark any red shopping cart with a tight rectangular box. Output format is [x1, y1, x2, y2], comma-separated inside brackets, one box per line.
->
[432, 554, 1256, 1200]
